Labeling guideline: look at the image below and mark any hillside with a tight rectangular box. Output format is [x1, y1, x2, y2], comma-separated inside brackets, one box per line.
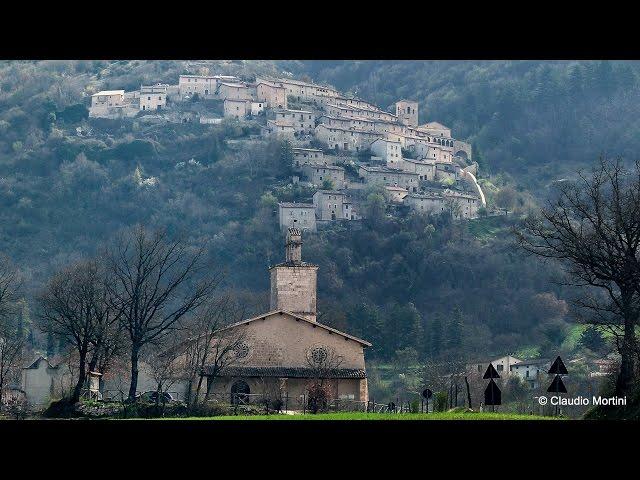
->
[0, 60, 622, 369]
[283, 60, 640, 191]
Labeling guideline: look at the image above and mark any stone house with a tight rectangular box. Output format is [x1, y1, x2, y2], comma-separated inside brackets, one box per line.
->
[139, 84, 168, 112]
[199, 229, 370, 406]
[435, 161, 459, 182]
[401, 157, 436, 181]
[89, 90, 135, 118]
[273, 109, 315, 136]
[468, 355, 524, 380]
[324, 103, 398, 123]
[293, 148, 324, 167]
[417, 121, 452, 139]
[371, 138, 403, 168]
[443, 189, 480, 218]
[278, 202, 316, 232]
[256, 80, 287, 109]
[251, 101, 266, 116]
[313, 190, 345, 221]
[178, 74, 238, 98]
[300, 163, 345, 189]
[315, 124, 383, 152]
[403, 192, 447, 216]
[265, 120, 296, 140]
[217, 82, 252, 101]
[404, 189, 479, 219]
[385, 186, 409, 203]
[395, 100, 419, 127]
[358, 165, 420, 192]
[224, 98, 251, 119]
[268, 77, 340, 102]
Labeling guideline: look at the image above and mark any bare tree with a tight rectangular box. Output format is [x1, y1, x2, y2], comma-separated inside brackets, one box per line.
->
[305, 346, 344, 413]
[516, 158, 640, 396]
[0, 328, 25, 406]
[145, 335, 187, 412]
[38, 259, 113, 403]
[106, 225, 223, 401]
[0, 256, 22, 405]
[183, 296, 247, 406]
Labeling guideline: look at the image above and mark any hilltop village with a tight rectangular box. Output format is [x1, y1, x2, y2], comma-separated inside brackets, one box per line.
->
[89, 72, 486, 231]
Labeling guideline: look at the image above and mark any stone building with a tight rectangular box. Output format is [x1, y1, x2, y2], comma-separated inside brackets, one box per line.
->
[273, 109, 316, 136]
[139, 84, 168, 111]
[224, 98, 251, 118]
[251, 101, 266, 116]
[89, 90, 135, 118]
[217, 82, 252, 101]
[324, 103, 398, 123]
[404, 189, 480, 219]
[278, 202, 316, 231]
[395, 100, 419, 127]
[293, 147, 324, 167]
[178, 74, 238, 98]
[315, 124, 383, 152]
[313, 190, 346, 221]
[200, 229, 371, 406]
[300, 163, 345, 189]
[401, 157, 436, 181]
[256, 80, 287, 109]
[371, 138, 403, 168]
[265, 120, 296, 140]
[417, 121, 452, 139]
[266, 77, 340, 102]
[358, 165, 420, 192]
[385, 186, 409, 203]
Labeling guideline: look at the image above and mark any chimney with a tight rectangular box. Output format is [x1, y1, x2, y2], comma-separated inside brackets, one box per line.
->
[285, 227, 302, 264]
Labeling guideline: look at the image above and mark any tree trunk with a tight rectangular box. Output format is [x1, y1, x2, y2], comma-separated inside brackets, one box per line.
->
[71, 354, 87, 403]
[194, 374, 205, 405]
[129, 346, 140, 401]
[616, 316, 637, 397]
[465, 376, 472, 409]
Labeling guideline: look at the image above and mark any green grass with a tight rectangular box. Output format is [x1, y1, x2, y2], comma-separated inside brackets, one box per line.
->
[155, 411, 558, 421]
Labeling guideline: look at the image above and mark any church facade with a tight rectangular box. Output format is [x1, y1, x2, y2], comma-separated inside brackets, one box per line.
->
[202, 228, 371, 407]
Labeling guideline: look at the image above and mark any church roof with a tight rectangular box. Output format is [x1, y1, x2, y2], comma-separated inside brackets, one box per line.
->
[219, 310, 372, 347]
[202, 365, 366, 378]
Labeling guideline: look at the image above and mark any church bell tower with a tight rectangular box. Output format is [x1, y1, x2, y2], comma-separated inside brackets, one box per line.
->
[269, 228, 318, 322]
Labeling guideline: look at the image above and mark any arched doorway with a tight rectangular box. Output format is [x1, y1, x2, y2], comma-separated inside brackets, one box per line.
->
[230, 380, 250, 405]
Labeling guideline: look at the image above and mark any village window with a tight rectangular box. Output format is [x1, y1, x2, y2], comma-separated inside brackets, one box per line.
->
[497, 364, 504, 372]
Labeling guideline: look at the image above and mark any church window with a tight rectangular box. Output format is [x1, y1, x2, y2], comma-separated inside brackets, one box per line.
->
[309, 346, 329, 365]
[233, 342, 250, 359]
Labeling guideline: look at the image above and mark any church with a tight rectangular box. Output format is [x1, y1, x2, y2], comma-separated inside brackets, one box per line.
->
[201, 228, 371, 407]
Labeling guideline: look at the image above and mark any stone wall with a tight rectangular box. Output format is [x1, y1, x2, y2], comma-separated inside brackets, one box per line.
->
[270, 266, 318, 321]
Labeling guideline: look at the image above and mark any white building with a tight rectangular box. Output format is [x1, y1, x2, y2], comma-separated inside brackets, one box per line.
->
[509, 359, 550, 388]
[251, 101, 266, 116]
[278, 202, 316, 232]
[371, 138, 403, 168]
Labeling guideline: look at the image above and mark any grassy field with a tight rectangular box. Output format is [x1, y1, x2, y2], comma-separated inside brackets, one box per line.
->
[158, 411, 558, 421]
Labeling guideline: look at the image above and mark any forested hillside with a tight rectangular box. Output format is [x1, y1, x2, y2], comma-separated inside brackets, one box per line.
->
[0, 60, 632, 368]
